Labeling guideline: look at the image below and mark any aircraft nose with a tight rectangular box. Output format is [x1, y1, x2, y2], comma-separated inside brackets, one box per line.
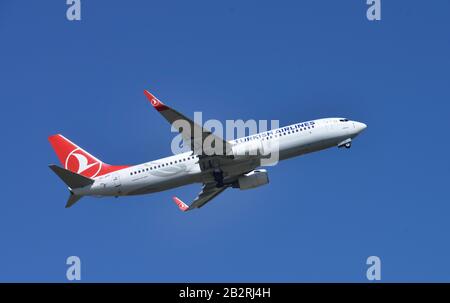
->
[357, 122, 367, 132]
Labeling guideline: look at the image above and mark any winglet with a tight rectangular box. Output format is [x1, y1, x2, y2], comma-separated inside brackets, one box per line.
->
[172, 196, 189, 212]
[144, 90, 169, 112]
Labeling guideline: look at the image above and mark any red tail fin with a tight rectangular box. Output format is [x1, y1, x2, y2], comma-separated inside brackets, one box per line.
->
[48, 134, 128, 178]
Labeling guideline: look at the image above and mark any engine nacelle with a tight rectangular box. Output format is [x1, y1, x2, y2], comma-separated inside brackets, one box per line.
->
[231, 140, 265, 159]
[236, 169, 269, 190]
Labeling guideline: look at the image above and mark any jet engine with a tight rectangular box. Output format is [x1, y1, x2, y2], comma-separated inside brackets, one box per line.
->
[235, 169, 269, 190]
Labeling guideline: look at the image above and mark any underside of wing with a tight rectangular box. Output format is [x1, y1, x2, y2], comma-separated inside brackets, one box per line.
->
[144, 90, 233, 156]
[172, 183, 228, 211]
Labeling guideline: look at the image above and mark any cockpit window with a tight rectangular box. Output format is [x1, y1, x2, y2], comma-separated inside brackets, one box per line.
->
[339, 118, 349, 122]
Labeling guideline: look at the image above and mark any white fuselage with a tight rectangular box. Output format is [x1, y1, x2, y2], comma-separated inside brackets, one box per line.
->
[73, 118, 366, 197]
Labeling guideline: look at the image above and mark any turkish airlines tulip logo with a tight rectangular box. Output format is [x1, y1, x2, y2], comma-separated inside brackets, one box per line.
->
[65, 148, 102, 178]
[151, 98, 160, 106]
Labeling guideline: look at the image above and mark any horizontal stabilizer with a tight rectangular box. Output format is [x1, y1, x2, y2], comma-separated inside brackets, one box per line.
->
[49, 164, 94, 189]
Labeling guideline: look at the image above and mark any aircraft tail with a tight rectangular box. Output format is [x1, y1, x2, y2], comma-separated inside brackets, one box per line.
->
[48, 134, 129, 178]
[49, 164, 94, 208]
[66, 192, 83, 208]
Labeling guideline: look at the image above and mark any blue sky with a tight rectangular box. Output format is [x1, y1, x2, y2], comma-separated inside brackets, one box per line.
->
[1, 1, 449, 282]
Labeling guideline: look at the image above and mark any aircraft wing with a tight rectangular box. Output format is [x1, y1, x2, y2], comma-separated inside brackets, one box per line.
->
[172, 183, 228, 211]
[144, 90, 233, 157]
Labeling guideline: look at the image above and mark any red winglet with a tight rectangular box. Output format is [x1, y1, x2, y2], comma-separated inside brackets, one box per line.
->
[172, 196, 189, 212]
[144, 90, 169, 112]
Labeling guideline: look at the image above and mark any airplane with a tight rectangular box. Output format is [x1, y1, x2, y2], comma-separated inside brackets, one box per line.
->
[48, 90, 367, 211]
